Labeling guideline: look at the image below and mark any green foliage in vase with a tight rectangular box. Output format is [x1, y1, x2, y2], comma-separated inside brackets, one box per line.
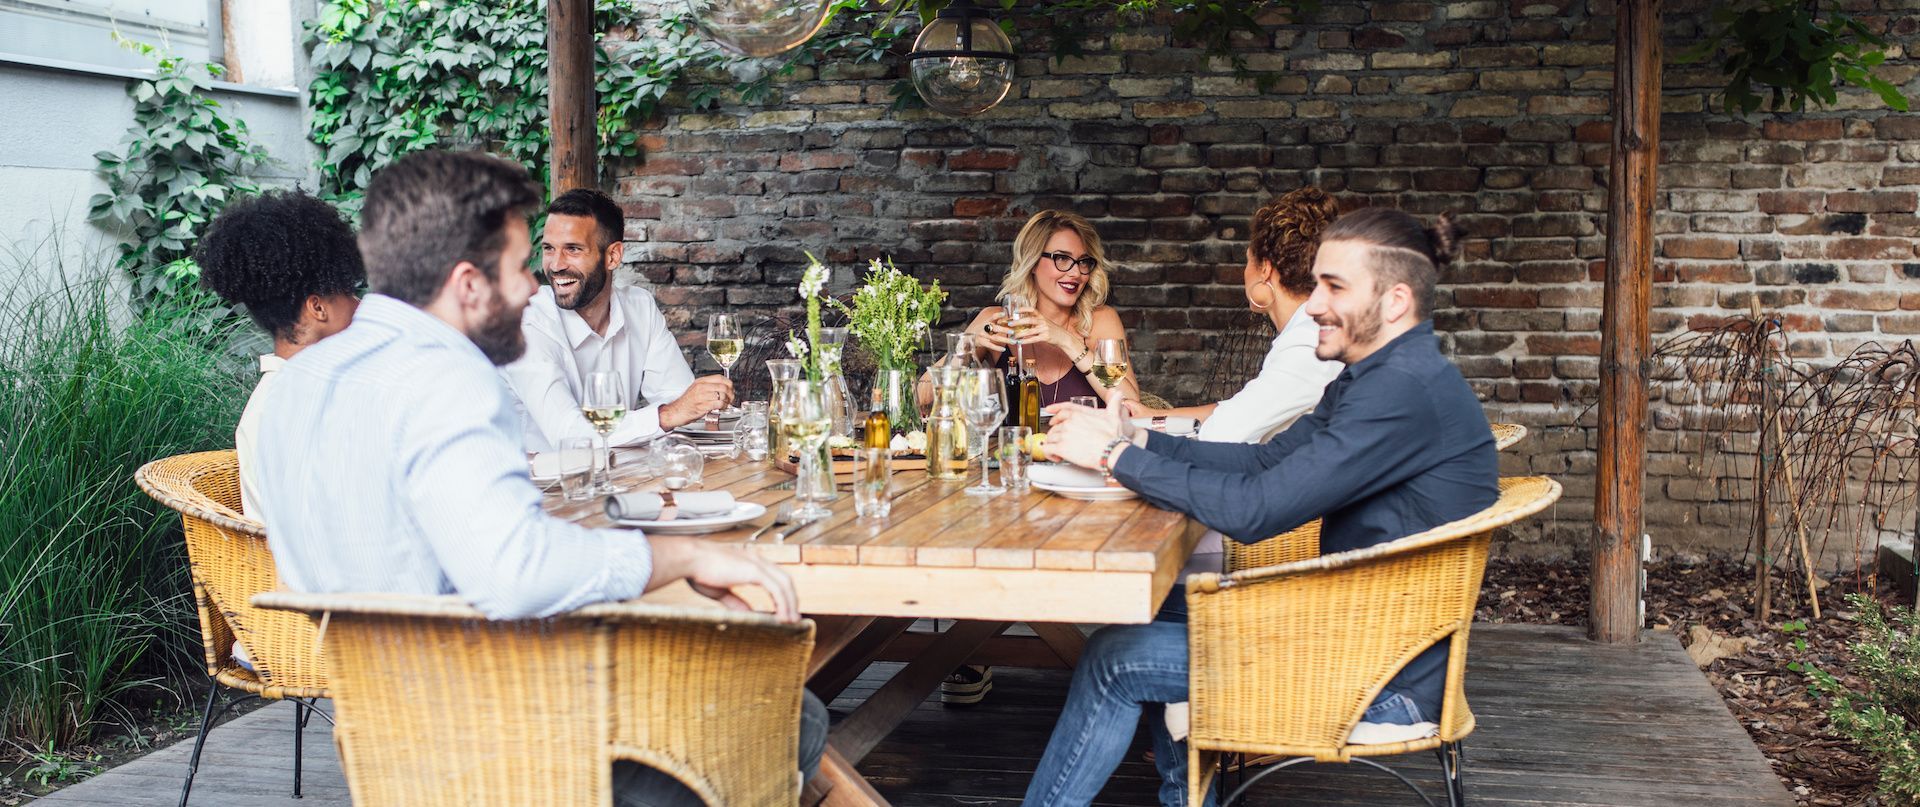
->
[1682, 0, 1908, 115]
[87, 37, 268, 309]
[1806, 594, 1920, 804]
[831, 257, 946, 374]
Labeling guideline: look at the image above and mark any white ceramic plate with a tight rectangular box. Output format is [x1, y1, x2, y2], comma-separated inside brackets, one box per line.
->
[614, 501, 767, 535]
[1029, 463, 1138, 502]
[674, 425, 737, 439]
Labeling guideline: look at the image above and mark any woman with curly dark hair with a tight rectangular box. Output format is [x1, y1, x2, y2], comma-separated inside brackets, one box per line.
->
[196, 189, 364, 515]
[1126, 186, 1343, 444]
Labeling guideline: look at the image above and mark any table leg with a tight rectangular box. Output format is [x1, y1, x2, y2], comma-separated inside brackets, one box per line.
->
[803, 745, 887, 807]
[809, 617, 914, 703]
[1027, 622, 1088, 667]
[829, 619, 1008, 766]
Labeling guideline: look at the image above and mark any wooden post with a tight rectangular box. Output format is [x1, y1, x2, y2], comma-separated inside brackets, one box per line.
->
[547, 0, 596, 196]
[1591, 0, 1661, 645]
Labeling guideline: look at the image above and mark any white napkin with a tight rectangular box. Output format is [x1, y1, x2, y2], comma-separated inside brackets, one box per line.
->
[529, 452, 592, 481]
[606, 491, 737, 522]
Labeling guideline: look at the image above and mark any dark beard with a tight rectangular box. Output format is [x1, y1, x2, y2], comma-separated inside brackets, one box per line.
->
[1346, 298, 1384, 350]
[553, 253, 611, 311]
[471, 290, 528, 366]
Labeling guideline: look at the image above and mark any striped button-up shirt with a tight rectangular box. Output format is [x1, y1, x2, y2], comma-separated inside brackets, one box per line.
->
[251, 294, 654, 619]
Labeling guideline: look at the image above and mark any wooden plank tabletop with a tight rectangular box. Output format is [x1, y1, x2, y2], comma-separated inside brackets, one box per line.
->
[543, 453, 1203, 624]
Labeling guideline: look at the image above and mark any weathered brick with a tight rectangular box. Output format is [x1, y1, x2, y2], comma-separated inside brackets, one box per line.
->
[1372, 52, 1454, 70]
[1827, 191, 1918, 213]
[1450, 97, 1521, 117]
[1134, 100, 1210, 119]
[1539, 43, 1612, 65]
[1480, 70, 1566, 91]
[1528, 95, 1608, 116]
[1397, 73, 1476, 94]
[1461, 46, 1539, 68]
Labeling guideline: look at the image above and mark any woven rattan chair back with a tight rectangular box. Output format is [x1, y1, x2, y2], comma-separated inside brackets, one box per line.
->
[255, 593, 815, 807]
[1225, 423, 1530, 574]
[1183, 476, 1561, 803]
[134, 451, 327, 697]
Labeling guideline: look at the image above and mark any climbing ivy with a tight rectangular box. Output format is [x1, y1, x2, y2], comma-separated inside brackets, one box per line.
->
[1682, 0, 1908, 116]
[88, 36, 266, 313]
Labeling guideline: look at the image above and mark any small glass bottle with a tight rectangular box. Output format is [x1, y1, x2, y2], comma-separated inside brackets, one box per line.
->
[864, 386, 892, 451]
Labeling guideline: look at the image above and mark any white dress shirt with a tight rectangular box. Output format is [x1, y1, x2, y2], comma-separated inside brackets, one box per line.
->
[235, 353, 285, 517]
[1183, 305, 1344, 578]
[250, 294, 654, 619]
[501, 285, 696, 453]
[1197, 305, 1343, 444]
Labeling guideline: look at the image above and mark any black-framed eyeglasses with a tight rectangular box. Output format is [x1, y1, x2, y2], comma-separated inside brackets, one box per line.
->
[1041, 251, 1097, 275]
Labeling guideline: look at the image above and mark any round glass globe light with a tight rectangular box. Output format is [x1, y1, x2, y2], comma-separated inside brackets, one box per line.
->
[909, 15, 1014, 117]
[688, 0, 834, 58]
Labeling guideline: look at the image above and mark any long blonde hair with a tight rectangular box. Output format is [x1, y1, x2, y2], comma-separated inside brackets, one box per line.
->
[998, 210, 1111, 336]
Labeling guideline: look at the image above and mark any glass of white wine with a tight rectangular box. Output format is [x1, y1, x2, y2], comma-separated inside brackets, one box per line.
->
[1090, 338, 1130, 403]
[582, 370, 629, 494]
[777, 379, 835, 521]
[707, 313, 743, 417]
[958, 369, 1007, 496]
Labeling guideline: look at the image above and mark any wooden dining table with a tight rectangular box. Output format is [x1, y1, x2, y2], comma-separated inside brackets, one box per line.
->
[544, 450, 1204, 806]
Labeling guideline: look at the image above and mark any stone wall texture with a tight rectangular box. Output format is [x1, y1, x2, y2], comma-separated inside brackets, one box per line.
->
[607, 0, 1920, 560]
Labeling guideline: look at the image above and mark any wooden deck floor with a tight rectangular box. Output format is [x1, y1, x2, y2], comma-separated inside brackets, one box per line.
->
[32, 625, 1794, 806]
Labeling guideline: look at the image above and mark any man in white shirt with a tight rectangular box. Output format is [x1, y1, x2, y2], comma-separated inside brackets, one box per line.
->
[250, 151, 823, 797]
[194, 189, 364, 516]
[502, 188, 733, 452]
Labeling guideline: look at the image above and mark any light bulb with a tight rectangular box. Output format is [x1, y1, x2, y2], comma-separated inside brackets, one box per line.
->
[688, 0, 833, 58]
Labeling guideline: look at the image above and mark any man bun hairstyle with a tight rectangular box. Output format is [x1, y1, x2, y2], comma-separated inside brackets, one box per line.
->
[1249, 186, 1340, 297]
[1320, 207, 1466, 321]
[546, 187, 625, 254]
[196, 189, 365, 340]
[358, 150, 543, 306]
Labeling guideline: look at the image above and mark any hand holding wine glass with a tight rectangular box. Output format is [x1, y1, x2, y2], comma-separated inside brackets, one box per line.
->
[1090, 338, 1132, 408]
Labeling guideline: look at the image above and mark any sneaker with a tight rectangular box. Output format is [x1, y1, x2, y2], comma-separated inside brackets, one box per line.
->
[940, 665, 993, 706]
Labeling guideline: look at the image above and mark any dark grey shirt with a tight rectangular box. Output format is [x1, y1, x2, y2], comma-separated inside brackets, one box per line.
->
[1112, 321, 1498, 720]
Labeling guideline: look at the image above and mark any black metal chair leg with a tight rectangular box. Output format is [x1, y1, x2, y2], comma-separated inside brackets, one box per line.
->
[292, 700, 308, 799]
[178, 679, 221, 807]
[1437, 741, 1466, 807]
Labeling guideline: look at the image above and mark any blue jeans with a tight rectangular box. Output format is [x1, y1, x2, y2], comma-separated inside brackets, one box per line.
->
[1022, 596, 1426, 807]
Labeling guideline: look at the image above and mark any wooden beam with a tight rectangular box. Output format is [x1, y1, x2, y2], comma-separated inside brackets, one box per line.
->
[1592, 0, 1661, 644]
[546, 0, 596, 195]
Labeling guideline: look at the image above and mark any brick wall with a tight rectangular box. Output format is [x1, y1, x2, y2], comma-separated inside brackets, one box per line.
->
[609, 0, 1920, 560]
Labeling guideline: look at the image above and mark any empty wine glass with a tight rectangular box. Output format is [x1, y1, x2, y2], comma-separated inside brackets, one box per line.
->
[957, 369, 1007, 495]
[582, 370, 628, 494]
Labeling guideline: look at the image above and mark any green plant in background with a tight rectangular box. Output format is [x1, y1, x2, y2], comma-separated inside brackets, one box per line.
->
[1683, 0, 1909, 115]
[88, 37, 269, 307]
[1806, 594, 1920, 804]
[831, 257, 945, 374]
[0, 244, 252, 750]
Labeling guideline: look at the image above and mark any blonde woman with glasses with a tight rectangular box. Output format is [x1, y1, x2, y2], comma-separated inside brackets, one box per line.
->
[958, 210, 1139, 407]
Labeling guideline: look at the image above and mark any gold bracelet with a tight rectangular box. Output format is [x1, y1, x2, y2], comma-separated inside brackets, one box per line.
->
[1074, 344, 1091, 370]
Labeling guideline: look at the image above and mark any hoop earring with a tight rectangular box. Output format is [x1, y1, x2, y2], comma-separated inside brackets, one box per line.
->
[1248, 279, 1277, 312]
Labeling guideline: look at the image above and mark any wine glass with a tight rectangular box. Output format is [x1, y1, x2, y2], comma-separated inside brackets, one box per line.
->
[582, 370, 629, 494]
[1002, 294, 1034, 365]
[945, 332, 981, 368]
[707, 313, 742, 417]
[1090, 338, 1130, 406]
[777, 379, 835, 520]
[957, 369, 1007, 495]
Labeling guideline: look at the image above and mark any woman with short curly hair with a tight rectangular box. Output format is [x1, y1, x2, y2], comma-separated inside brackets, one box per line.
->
[196, 189, 364, 515]
[1126, 186, 1343, 443]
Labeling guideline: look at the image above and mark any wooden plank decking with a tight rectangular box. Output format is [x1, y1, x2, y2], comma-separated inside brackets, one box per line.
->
[32, 625, 1794, 806]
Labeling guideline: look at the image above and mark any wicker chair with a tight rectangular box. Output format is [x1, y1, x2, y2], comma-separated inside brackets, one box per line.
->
[1225, 422, 1531, 574]
[254, 592, 816, 806]
[132, 450, 331, 806]
[1185, 476, 1563, 806]
[1490, 422, 1527, 451]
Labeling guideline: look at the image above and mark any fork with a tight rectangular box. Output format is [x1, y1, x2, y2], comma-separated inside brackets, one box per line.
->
[746, 507, 793, 543]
